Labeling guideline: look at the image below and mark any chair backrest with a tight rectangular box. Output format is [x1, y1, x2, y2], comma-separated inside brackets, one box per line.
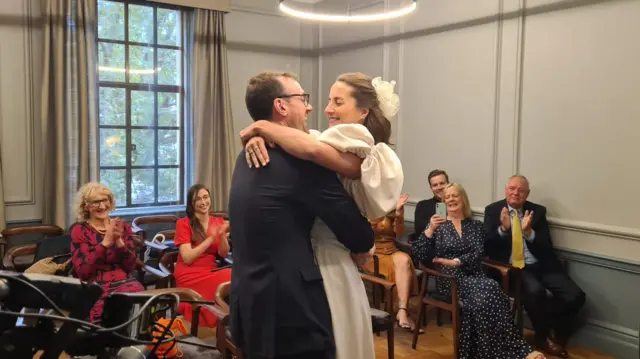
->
[34, 234, 72, 262]
[0, 224, 65, 260]
[211, 211, 228, 220]
[131, 215, 179, 240]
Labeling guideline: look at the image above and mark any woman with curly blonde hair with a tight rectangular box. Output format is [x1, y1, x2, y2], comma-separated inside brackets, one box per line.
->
[70, 182, 144, 322]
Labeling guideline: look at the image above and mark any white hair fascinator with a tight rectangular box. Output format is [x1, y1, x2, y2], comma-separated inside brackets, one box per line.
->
[372, 77, 399, 119]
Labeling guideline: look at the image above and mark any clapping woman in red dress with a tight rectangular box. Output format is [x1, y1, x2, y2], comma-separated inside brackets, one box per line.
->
[173, 184, 232, 327]
[70, 182, 145, 323]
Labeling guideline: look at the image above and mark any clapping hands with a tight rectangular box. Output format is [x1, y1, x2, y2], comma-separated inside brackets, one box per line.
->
[103, 218, 125, 248]
[112, 218, 125, 248]
[522, 210, 534, 236]
[499, 207, 511, 231]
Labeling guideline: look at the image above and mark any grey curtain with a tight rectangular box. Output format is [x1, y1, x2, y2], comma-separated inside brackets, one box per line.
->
[192, 9, 234, 212]
[0, 141, 5, 229]
[41, 0, 98, 228]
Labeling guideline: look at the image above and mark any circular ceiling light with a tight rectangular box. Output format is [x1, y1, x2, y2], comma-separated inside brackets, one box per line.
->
[278, 0, 417, 23]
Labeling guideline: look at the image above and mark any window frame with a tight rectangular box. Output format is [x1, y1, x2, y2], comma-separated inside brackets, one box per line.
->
[96, 0, 186, 211]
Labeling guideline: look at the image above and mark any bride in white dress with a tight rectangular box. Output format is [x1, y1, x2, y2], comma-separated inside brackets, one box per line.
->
[240, 72, 403, 359]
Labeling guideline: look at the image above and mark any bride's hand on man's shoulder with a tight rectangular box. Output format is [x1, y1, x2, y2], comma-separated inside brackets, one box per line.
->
[239, 120, 271, 144]
[245, 136, 272, 168]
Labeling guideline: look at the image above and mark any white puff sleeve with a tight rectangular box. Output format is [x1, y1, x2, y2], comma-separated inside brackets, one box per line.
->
[317, 124, 404, 219]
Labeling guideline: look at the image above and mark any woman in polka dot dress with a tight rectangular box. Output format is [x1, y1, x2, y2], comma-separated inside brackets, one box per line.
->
[412, 183, 545, 359]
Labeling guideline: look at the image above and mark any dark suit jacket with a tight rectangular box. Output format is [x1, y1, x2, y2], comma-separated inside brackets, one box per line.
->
[228, 147, 374, 359]
[413, 197, 440, 239]
[483, 199, 560, 268]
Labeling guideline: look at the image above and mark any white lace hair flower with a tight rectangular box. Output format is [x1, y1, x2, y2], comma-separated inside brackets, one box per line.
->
[372, 77, 399, 119]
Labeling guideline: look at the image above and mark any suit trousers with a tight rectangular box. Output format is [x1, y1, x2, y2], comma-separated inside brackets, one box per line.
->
[513, 261, 586, 342]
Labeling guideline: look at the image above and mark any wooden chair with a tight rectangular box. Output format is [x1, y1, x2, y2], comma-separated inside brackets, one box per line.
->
[3, 234, 71, 273]
[215, 281, 243, 359]
[131, 215, 179, 240]
[361, 235, 424, 324]
[484, 257, 568, 335]
[411, 260, 522, 357]
[361, 272, 396, 359]
[412, 263, 461, 355]
[132, 227, 177, 289]
[156, 250, 179, 289]
[141, 287, 220, 344]
[482, 258, 523, 332]
[0, 225, 65, 271]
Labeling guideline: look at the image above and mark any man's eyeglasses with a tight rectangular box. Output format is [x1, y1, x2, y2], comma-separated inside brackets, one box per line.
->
[279, 93, 310, 106]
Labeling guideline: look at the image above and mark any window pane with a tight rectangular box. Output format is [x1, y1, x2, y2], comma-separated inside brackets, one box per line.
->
[131, 91, 154, 126]
[99, 87, 125, 125]
[98, 43, 125, 82]
[157, 8, 180, 46]
[132, 169, 155, 204]
[100, 129, 126, 166]
[158, 130, 179, 165]
[129, 4, 154, 44]
[158, 92, 179, 126]
[129, 45, 155, 84]
[100, 169, 127, 206]
[98, 0, 124, 41]
[131, 129, 155, 166]
[158, 168, 179, 202]
[158, 49, 180, 85]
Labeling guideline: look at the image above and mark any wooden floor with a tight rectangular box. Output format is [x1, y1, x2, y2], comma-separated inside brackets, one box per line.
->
[373, 320, 615, 359]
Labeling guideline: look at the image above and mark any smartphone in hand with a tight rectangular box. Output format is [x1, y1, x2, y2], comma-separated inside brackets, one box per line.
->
[435, 202, 447, 219]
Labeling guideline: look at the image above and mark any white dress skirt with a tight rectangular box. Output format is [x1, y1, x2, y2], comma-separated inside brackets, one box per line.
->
[309, 124, 404, 359]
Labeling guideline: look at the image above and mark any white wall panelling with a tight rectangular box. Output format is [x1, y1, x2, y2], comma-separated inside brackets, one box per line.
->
[314, 0, 640, 263]
[226, 2, 316, 154]
[0, 0, 43, 222]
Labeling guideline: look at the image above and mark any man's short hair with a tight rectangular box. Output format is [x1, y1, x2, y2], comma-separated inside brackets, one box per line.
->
[428, 169, 449, 186]
[245, 71, 298, 121]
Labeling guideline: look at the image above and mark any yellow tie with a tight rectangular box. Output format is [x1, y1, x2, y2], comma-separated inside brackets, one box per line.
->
[511, 211, 525, 269]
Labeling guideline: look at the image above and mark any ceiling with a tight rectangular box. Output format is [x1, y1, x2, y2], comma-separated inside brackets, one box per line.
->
[230, 0, 413, 14]
[286, 0, 394, 12]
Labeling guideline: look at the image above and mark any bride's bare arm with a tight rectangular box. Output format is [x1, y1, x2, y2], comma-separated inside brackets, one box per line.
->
[242, 120, 362, 179]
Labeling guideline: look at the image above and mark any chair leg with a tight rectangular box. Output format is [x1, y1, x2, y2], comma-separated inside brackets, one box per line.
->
[452, 309, 460, 359]
[422, 303, 427, 326]
[387, 322, 394, 359]
[411, 301, 425, 349]
[517, 304, 524, 334]
[436, 308, 442, 326]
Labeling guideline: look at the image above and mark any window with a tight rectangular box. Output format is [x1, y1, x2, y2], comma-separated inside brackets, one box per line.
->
[97, 0, 185, 209]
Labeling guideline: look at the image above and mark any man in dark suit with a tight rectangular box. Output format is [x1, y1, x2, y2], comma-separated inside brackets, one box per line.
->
[484, 175, 585, 358]
[413, 169, 449, 237]
[228, 71, 375, 359]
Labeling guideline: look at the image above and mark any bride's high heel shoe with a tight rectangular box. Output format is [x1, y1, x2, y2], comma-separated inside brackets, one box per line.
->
[396, 308, 424, 334]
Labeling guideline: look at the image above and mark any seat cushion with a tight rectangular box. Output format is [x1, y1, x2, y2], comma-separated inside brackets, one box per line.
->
[370, 307, 392, 332]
